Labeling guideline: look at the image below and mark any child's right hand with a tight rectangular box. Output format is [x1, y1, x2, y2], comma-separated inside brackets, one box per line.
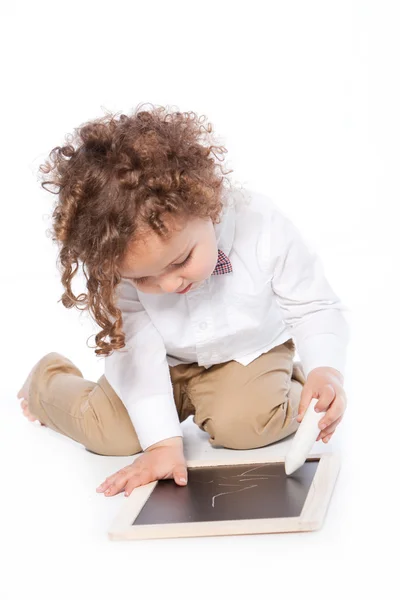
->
[96, 436, 187, 497]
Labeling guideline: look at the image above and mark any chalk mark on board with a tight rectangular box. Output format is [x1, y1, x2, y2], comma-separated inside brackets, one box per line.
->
[232, 465, 280, 478]
[238, 465, 266, 476]
[238, 477, 270, 482]
[191, 465, 282, 506]
[211, 484, 258, 508]
[233, 465, 279, 477]
[190, 480, 244, 487]
[239, 475, 279, 479]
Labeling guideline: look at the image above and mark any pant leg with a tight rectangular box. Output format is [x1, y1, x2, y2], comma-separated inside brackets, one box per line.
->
[27, 352, 195, 456]
[186, 339, 306, 450]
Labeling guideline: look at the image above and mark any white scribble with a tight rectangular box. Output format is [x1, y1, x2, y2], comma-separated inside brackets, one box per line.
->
[211, 485, 258, 508]
[238, 474, 280, 479]
[237, 465, 269, 477]
[239, 474, 270, 478]
[238, 477, 270, 482]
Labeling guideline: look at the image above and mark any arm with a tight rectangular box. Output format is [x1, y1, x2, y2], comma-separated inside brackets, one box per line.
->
[269, 205, 350, 379]
[104, 277, 182, 451]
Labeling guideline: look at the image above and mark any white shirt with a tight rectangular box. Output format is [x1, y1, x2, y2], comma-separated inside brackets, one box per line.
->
[104, 187, 350, 450]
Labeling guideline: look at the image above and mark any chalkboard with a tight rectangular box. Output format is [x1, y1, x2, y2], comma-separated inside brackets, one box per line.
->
[133, 459, 319, 525]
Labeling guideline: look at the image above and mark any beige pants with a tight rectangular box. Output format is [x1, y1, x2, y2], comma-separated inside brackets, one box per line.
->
[27, 339, 305, 456]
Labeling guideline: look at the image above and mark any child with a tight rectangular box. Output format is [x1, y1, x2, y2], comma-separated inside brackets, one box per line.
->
[18, 104, 350, 498]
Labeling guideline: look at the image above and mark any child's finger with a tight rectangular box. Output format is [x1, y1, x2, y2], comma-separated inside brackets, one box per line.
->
[318, 398, 345, 431]
[316, 416, 343, 441]
[314, 384, 336, 413]
[96, 474, 116, 491]
[103, 468, 135, 496]
[173, 464, 188, 486]
[96, 481, 113, 493]
[104, 476, 130, 496]
[297, 387, 314, 422]
[124, 472, 145, 496]
[96, 470, 125, 493]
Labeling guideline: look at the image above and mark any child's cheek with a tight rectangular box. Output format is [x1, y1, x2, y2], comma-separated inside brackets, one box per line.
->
[191, 249, 218, 281]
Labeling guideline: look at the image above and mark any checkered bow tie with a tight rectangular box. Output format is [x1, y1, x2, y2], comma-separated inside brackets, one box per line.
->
[211, 249, 233, 275]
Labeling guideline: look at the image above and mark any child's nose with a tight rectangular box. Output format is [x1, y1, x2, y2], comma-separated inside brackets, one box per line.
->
[159, 274, 184, 294]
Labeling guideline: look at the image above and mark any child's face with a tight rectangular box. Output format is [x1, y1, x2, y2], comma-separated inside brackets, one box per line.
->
[118, 216, 218, 294]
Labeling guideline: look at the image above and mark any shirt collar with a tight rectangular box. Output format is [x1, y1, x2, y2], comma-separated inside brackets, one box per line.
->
[213, 196, 236, 256]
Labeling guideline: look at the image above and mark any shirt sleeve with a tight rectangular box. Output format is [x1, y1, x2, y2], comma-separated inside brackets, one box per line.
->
[103, 278, 183, 450]
[268, 205, 351, 379]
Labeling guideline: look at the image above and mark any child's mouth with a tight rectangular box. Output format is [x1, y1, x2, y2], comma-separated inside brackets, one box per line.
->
[177, 283, 193, 294]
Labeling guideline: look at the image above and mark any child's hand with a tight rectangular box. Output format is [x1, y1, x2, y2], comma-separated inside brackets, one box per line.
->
[96, 436, 187, 497]
[297, 366, 347, 444]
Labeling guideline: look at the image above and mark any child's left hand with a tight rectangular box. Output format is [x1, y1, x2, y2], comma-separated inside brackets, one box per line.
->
[297, 366, 347, 443]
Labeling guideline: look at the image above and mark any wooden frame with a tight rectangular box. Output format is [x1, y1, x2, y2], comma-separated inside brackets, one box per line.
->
[108, 452, 340, 541]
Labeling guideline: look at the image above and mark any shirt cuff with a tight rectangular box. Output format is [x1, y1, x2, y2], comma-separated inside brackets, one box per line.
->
[296, 332, 349, 379]
[126, 394, 183, 451]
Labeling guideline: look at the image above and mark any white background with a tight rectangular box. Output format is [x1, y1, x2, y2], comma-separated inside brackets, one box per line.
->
[1, 1, 398, 598]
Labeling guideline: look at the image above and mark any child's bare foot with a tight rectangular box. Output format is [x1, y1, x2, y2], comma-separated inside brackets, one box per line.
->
[17, 362, 46, 426]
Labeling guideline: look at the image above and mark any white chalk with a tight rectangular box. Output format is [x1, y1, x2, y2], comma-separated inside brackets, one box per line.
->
[285, 397, 325, 475]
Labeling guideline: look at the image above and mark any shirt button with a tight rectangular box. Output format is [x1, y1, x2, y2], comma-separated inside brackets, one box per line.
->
[200, 322, 208, 330]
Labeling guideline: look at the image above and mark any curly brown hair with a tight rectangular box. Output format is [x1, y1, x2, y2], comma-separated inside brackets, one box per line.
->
[39, 103, 234, 357]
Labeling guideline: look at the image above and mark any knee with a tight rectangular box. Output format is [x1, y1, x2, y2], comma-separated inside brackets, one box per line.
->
[82, 410, 142, 457]
[39, 352, 84, 378]
[203, 414, 259, 449]
[202, 395, 294, 450]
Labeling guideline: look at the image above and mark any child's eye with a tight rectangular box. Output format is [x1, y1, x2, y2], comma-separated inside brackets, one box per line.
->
[132, 250, 194, 285]
[174, 251, 194, 268]
[133, 276, 149, 285]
